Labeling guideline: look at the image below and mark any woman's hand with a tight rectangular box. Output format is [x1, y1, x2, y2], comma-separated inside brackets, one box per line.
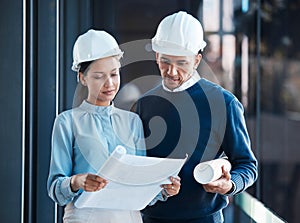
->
[161, 176, 181, 197]
[70, 173, 108, 192]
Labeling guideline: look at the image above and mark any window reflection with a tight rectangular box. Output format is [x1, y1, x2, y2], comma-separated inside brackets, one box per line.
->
[203, 0, 220, 32]
[202, 0, 299, 222]
[223, 0, 234, 32]
[222, 35, 236, 92]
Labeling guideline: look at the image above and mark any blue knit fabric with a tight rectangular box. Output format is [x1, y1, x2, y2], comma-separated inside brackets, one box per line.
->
[135, 78, 258, 222]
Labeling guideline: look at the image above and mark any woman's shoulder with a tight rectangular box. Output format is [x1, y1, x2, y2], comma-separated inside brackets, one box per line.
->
[54, 107, 82, 123]
[112, 106, 141, 121]
[113, 106, 138, 115]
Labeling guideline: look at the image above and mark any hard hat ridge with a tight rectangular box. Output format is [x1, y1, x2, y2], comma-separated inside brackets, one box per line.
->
[152, 11, 207, 56]
[72, 29, 123, 72]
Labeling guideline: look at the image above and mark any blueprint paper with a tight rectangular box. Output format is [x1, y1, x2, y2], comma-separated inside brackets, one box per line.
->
[193, 158, 231, 184]
[74, 146, 187, 210]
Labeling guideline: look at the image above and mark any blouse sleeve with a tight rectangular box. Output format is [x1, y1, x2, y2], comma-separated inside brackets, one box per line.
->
[47, 114, 80, 206]
[133, 114, 146, 157]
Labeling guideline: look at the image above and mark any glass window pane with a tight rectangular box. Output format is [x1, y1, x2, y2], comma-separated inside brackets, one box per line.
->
[222, 34, 236, 91]
[223, 0, 234, 32]
[203, 0, 220, 32]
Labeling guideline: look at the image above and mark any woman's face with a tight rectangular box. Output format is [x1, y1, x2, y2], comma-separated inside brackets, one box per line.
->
[79, 56, 121, 106]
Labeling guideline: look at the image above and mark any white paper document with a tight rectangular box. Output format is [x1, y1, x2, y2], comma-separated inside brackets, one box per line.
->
[74, 146, 187, 210]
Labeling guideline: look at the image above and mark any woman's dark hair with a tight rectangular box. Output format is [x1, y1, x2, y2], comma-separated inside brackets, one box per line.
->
[72, 61, 93, 107]
[79, 61, 93, 74]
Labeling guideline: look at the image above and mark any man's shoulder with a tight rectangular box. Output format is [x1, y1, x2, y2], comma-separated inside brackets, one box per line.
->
[198, 78, 237, 101]
[136, 84, 164, 103]
[143, 84, 163, 96]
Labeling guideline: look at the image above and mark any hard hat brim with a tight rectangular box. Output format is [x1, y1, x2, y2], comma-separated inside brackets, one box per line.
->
[152, 40, 206, 56]
[72, 50, 123, 72]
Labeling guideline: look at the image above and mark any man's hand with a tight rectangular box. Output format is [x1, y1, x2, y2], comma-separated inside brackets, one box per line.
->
[202, 166, 233, 195]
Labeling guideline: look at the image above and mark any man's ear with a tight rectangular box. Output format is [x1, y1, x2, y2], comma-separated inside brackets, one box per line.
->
[194, 54, 202, 69]
[155, 52, 160, 64]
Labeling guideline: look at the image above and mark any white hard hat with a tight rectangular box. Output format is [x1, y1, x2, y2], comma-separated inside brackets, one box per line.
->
[72, 29, 123, 72]
[152, 11, 207, 56]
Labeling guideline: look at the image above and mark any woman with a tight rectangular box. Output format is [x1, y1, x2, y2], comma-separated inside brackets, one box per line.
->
[47, 29, 180, 223]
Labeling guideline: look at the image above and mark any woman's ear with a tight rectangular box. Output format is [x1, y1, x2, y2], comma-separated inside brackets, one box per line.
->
[79, 72, 87, 86]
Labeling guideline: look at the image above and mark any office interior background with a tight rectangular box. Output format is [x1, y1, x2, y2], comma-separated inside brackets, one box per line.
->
[0, 0, 299, 222]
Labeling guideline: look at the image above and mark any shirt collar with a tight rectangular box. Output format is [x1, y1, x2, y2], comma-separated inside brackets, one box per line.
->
[162, 70, 201, 92]
[79, 100, 114, 114]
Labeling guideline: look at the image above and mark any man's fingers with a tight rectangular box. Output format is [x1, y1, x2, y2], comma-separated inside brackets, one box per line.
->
[221, 166, 231, 180]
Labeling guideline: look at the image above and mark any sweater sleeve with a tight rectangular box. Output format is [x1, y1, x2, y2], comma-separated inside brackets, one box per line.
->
[47, 114, 80, 206]
[222, 98, 258, 195]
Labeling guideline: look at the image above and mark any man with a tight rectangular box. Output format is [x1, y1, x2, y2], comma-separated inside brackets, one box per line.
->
[134, 11, 258, 223]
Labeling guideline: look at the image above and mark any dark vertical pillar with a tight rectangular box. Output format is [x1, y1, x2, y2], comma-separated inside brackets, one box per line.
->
[59, 0, 93, 111]
[23, 0, 38, 221]
[23, 0, 57, 222]
[36, 0, 57, 222]
[0, 0, 23, 222]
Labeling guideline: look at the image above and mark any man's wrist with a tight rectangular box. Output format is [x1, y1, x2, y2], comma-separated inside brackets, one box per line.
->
[225, 180, 236, 195]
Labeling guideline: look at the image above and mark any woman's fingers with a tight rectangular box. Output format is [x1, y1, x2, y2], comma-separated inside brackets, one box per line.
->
[161, 176, 181, 196]
[80, 174, 108, 192]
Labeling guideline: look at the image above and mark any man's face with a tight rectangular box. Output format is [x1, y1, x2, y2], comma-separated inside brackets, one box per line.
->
[156, 53, 201, 90]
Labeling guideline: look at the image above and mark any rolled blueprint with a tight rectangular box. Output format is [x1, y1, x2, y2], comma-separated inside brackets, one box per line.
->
[112, 145, 127, 159]
[193, 158, 231, 184]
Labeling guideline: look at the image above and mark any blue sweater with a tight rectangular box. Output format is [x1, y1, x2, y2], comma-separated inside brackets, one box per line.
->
[135, 78, 258, 221]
